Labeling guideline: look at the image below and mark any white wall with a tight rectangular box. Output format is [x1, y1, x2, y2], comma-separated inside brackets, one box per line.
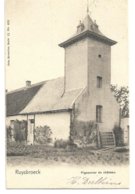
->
[35, 112, 71, 141]
[73, 37, 120, 131]
[6, 112, 71, 143]
[65, 38, 88, 91]
[121, 118, 129, 145]
[75, 85, 120, 132]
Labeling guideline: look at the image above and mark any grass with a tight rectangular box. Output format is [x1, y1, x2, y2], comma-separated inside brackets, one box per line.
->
[7, 143, 129, 166]
[114, 147, 129, 152]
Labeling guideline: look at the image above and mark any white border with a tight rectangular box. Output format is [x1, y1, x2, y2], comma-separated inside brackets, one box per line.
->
[129, 0, 135, 192]
[0, 0, 135, 193]
[0, 0, 6, 192]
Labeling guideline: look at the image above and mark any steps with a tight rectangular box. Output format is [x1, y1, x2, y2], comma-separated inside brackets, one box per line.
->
[100, 132, 115, 147]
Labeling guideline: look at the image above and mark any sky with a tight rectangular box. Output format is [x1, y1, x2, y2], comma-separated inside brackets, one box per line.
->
[6, 0, 128, 91]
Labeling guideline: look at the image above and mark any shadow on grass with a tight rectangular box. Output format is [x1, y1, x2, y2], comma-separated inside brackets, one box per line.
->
[114, 147, 129, 153]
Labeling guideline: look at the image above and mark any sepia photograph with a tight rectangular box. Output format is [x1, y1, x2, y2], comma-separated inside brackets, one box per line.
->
[5, 0, 129, 188]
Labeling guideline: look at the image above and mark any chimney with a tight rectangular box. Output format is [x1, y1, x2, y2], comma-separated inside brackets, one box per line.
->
[26, 80, 31, 87]
[77, 20, 84, 33]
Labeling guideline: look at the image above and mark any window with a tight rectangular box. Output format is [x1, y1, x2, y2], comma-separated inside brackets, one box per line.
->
[97, 76, 102, 88]
[10, 120, 14, 124]
[96, 105, 103, 123]
[30, 119, 34, 124]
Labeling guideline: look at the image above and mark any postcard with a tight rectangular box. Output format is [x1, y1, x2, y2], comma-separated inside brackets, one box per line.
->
[5, 0, 129, 188]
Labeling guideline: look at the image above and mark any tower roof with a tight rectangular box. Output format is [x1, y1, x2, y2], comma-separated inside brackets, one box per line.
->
[59, 13, 117, 48]
[82, 14, 103, 35]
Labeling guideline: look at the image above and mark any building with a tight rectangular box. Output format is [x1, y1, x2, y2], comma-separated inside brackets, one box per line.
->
[121, 117, 129, 145]
[6, 11, 120, 146]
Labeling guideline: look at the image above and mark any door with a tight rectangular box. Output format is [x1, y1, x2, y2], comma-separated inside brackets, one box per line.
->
[27, 118, 34, 144]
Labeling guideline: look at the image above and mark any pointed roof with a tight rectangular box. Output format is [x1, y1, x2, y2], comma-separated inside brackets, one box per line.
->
[83, 14, 93, 30]
[59, 14, 117, 48]
[82, 14, 103, 35]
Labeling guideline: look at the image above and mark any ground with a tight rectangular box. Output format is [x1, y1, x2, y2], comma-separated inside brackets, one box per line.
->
[7, 144, 129, 166]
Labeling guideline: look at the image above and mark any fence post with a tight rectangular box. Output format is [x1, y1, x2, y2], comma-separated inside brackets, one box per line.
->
[112, 131, 116, 147]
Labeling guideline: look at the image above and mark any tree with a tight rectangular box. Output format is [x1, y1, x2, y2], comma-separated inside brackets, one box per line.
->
[110, 85, 129, 118]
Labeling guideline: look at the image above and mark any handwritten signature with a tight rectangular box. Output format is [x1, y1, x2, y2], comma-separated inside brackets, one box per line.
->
[67, 176, 121, 185]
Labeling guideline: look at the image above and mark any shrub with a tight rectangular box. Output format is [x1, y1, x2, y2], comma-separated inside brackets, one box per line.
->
[34, 125, 52, 144]
[70, 120, 97, 147]
[6, 126, 12, 142]
[113, 125, 124, 146]
[54, 139, 70, 149]
[14, 128, 26, 143]
[115, 147, 129, 153]
[13, 120, 27, 143]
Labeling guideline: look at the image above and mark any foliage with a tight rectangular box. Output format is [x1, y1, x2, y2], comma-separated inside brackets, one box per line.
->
[14, 120, 27, 142]
[71, 120, 98, 147]
[113, 125, 124, 146]
[11, 120, 27, 143]
[34, 125, 52, 144]
[7, 144, 129, 166]
[14, 128, 26, 142]
[110, 85, 129, 118]
[54, 139, 70, 149]
[6, 126, 12, 142]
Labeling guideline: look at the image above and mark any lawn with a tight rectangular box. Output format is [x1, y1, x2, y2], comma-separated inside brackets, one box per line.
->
[7, 144, 129, 166]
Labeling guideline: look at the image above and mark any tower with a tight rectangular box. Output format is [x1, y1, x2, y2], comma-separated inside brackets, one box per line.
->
[59, 12, 117, 93]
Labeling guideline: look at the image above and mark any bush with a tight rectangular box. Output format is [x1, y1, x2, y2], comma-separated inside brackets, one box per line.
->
[7, 120, 28, 143]
[6, 126, 12, 142]
[115, 147, 129, 152]
[14, 128, 27, 143]
[54, 139, 77, 149]
[54, 139, 69, 149]
[13, 120, 27, 143]
[70, 120, 97, 147]
[6, 126, 11, 138]
[113, 125, 124, 146]
[34, 125, 52, 144]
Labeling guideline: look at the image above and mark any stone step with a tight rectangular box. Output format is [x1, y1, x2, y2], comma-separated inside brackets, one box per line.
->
[100, 131, 115, 147]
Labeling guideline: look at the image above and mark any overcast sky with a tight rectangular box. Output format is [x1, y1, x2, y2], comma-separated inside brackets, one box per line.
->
[6, 0, 128, 91]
